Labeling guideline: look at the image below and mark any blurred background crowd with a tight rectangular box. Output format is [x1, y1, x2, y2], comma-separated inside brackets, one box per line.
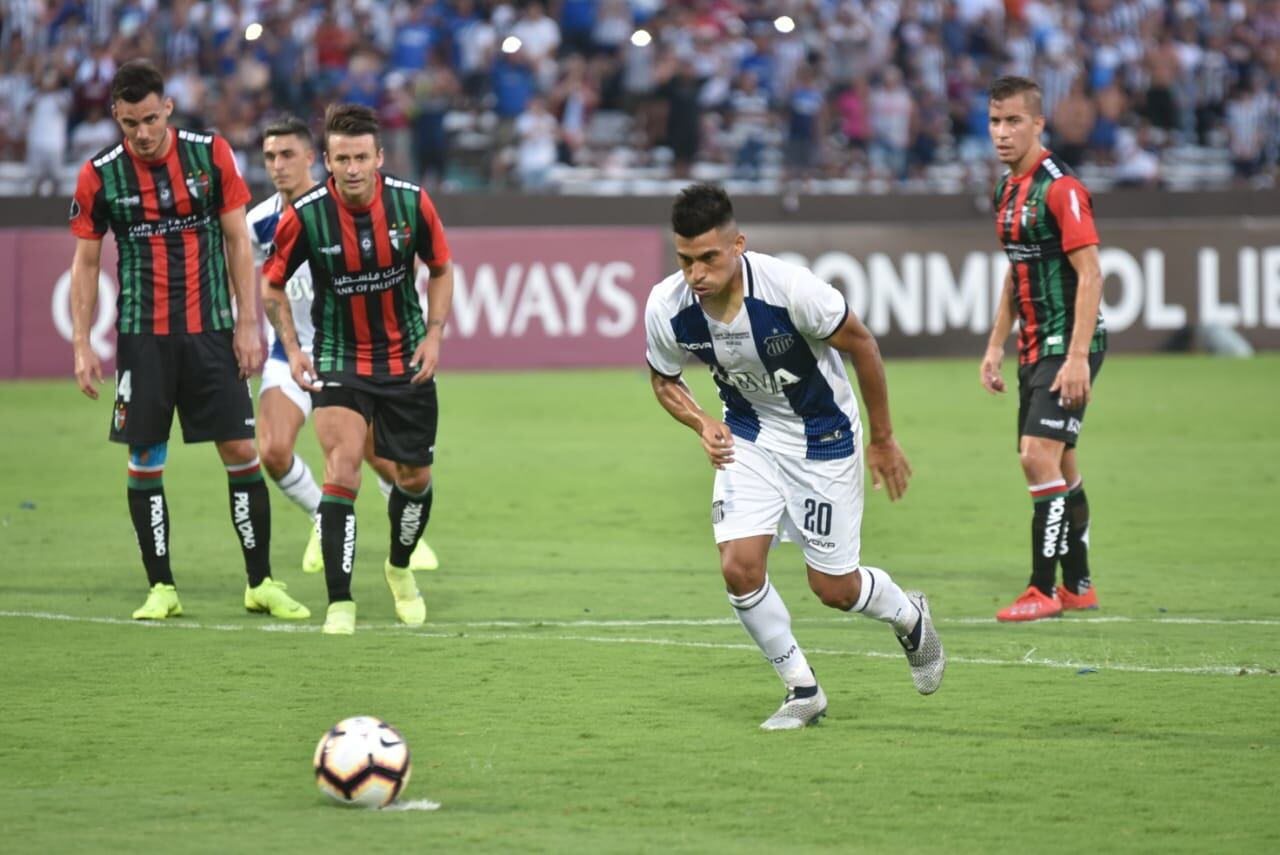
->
[1, 0, 1277, 196]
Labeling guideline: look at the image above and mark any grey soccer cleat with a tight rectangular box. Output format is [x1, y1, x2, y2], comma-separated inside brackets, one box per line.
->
[759, 682, 828, 730]
[898, 591, 945, 695]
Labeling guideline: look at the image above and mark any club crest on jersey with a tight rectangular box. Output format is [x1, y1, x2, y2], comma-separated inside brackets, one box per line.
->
[1021, 203, 1039, 229]
[764, 332, 795, 357]
[388, 222, 412, 251]
[185, 171, 211, 199]
[68, 199, 80, 220]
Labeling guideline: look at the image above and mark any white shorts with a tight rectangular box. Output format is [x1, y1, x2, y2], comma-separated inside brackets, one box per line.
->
[258, 357, 312, 418]
[711, 439, 863, 575]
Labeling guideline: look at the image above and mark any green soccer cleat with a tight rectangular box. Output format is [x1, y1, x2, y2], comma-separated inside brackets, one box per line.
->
[244, 577, 311, 620]
[132, 583, 182, 620]
[384, 560, 426, 625]
[301, 522, 323, 574]
[408, 539, 439, 572]
[322, 601, 357, 635]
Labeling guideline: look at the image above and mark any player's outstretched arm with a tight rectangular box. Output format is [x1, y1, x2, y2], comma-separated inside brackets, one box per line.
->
[982, 267, 1015, 394]
[411, 261, 454, 384]
[222, 206, 262, 378]
[1049, 244, 1102, 410]
[828, 312, 912, 501]
[649, 369, 735, 469]
[70, 237, 105, 399]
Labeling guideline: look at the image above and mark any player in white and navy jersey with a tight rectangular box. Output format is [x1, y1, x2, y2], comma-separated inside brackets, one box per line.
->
[645, 184, 945, 729]
[250, 117, 437, 574]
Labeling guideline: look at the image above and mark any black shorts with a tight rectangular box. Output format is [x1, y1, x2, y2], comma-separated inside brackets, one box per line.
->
[311, 376, 438, 467]
[1017, 352, 1104, 449]
[109, 332, 255, 445]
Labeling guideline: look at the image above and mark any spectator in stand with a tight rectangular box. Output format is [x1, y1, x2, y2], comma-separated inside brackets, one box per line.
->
[549, 54, 598, 166]
[69, 99, 118, 164]
[1226, 76, 1274, 183]
[870, 66, 914, 179]
[411, 46, 460, 186]
[27, 66, 72, 195]
[511, 2, 562, 89]
[1052, 78, 1097, 169]
[658, 56, 703, 180]
[513, 94, 559, 190]
[784, 63, 825, 185]
[729, 69, 772, 180]
[832, 76, 871, 166]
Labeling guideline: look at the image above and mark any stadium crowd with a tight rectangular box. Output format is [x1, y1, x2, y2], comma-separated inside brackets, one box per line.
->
[1, 0, 1277, 195]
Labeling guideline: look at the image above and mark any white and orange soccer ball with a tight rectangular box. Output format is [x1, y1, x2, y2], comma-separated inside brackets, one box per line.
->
[313, 716, 412, 808]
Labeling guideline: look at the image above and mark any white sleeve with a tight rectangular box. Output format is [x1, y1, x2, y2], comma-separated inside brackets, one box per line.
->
[788, 268, 849, 340]
[643, 289, 683, 378]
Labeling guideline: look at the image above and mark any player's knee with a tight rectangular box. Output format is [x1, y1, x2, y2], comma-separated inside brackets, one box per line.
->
[720, 555, 765, 594]
[1019, 445, 1055, 479]
[810, 570, 860, 611]
[258, 438, 292, 479]
[218, 438, 258, 466]
[396, 467, 432, 494]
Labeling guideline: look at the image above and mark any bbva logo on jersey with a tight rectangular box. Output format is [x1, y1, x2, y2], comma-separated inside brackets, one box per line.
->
[764, 332, 795, 357]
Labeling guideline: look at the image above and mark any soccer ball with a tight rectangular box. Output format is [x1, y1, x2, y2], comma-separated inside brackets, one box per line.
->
[313, 716, 412, 808]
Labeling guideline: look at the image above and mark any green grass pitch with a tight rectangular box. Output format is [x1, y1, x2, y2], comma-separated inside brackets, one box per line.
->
[1, 354, 1277, 854]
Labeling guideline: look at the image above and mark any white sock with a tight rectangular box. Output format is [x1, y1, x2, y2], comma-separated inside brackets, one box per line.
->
[377, 474, 394, 500]
[851, 566, 919, 637]
[272, 454, 322, 516]
[728, 577, 815, 688]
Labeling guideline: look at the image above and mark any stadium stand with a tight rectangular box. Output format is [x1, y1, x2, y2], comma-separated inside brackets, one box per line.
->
[0, 0, 1276, 196]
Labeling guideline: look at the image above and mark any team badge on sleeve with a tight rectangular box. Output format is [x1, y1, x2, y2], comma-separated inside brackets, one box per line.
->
[68, 199, 81, 221]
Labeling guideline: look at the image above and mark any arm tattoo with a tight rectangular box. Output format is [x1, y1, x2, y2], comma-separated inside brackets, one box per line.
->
[263, 293, 299, 350]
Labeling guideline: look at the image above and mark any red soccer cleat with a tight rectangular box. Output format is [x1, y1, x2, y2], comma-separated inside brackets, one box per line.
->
[1056, 584, 1099, 611]
[996, 586, 1063, 622]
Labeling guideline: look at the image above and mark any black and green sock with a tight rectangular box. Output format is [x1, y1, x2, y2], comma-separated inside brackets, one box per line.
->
[227, 458, 272, 587]
[1060, 479, 1092, 595]
[388, 482, 432, 568]
[320, 484, 358, 603]
[1029, 480, 1069, 596]
[127, 461, 172, 587]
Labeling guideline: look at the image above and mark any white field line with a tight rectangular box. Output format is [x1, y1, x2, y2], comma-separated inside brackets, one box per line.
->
[382, 799, 441, 812]
[1, 610, 1276, 677]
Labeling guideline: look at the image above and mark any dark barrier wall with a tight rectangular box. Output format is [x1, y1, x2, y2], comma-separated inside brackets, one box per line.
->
[4, 195, 1278, 379]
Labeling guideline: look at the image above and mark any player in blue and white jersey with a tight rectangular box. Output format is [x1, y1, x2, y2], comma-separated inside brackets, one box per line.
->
[645, 184, 945, 729]
[250, 117, 437, 574]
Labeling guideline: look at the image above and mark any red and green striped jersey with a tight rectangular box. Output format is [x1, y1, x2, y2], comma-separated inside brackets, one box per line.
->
[263, 174, 450, 379]
[70, 127, 251, 335]
[993, 151, 1107, 365]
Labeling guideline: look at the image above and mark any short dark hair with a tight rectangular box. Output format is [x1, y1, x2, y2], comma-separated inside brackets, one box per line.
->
[263, 116, 313, 148]
[111, 59, 165, 105]
[988, 76, 1043, 116]
[324, 103, 381, 149]
[671, 183, 735, 238]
